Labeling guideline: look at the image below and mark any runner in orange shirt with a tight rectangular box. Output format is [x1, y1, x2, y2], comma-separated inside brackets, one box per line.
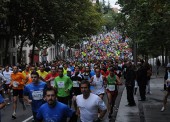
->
[22, 64, 32, 84]
[9, 66, 28, 119]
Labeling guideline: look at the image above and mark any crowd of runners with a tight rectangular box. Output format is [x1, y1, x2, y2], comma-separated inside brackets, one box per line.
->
[0, 59, 126, 121]
[0, 31, 156, 122]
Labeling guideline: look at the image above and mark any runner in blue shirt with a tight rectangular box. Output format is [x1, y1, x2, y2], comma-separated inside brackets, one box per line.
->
[36, 87, 75, 122]
[24, 71, 47, 122]
[0, 94, 6, 122]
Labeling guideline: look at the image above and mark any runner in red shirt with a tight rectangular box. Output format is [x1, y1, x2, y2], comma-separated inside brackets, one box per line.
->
[45, 66, 59, 88]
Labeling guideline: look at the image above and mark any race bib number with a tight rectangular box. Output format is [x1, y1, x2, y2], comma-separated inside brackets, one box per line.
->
[51, 80, 55, 87]
[57, 81, 65, 88]
[107, 85, 115, 91]
[13, 81, 19, 88]
[32, 91, 43, 100]
[73, 81, 79, 87]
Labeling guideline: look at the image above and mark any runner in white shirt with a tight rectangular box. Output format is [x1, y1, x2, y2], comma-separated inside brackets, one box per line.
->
[3, 65, 12, 104]
[90, 67, 106, 100]
[76, 80, 107, 122]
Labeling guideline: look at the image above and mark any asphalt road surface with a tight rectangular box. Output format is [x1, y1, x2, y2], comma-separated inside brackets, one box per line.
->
[1, 84, 124, 122]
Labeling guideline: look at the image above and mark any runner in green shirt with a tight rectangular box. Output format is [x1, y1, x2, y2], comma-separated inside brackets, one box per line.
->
[54, 67, 72, 105]
[106, 67, 122, 119]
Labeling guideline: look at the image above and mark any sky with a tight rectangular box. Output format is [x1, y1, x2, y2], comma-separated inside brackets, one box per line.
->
[105, 0, 120, 9]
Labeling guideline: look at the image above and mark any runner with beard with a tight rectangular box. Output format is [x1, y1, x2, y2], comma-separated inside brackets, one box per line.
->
[36, 87, 75, 122]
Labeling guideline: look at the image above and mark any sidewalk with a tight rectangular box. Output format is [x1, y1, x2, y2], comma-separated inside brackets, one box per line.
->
[115, 87, 140, 122]
[116, 67, 170, 122]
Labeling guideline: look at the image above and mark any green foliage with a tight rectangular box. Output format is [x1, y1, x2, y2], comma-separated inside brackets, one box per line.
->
[1, 0, 104, 47]
[103, 10, 117, 31]
[117, 0, 170, 57]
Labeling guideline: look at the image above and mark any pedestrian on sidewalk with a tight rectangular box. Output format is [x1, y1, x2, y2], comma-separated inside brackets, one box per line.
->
[136, 60, 148, 101]
[125, 61, 136, 106]
[156, 58, 161, 76]
[146, 63, 152, 94]
[161, 63, 170, 112]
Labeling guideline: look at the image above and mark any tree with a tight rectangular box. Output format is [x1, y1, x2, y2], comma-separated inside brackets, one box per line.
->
[117, 0, 170, 64]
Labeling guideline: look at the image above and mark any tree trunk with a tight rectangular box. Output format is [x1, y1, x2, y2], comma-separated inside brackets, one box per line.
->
[161, 45, 164, 66]
[31, 40, 36, 65]
[145, 54, 148, 62]
[18, 37, 26, 64]
[4, 35, 10, 65]
[165, 46, 168, 66]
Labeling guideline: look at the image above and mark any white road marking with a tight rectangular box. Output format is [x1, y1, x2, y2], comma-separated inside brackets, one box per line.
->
[22, 116, 33, 122]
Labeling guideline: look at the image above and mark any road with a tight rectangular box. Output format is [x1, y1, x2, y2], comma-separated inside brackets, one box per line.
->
[1, 84, 124, 122]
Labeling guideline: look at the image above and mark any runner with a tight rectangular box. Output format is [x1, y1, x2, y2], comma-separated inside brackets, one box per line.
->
[90, 67, 106, 100]
[0, 70, 6, 98]
[22, 64, 32, 84]
[161, 63, 170, 112]
[9, 66, 28, 119]
[71, 65, 83, 116]
[63, 63, 68, 75]
[23, 71, 47, 121]
[0, 94, 7, 122]
[54, 67, 72, 105]
[45, 66, 59, 88]
[37, 64, 48, 82]
[82, 66, 91, 81]
[106, 67, 121, 118]
[3, 65, 12, 104]
[36, 87, 75, 122]
[76, 80, 107, 122]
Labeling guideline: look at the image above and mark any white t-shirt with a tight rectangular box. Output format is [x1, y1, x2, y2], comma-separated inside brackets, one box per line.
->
[76, 93, 107, 122]
[92, 75, 105, 95]
[3, 70, 13, 84]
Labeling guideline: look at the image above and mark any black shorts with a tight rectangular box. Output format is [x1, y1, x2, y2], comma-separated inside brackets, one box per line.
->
[13, 89, 23, 98]
[57, 96, 69, 105]
[3, 84, 11, 91]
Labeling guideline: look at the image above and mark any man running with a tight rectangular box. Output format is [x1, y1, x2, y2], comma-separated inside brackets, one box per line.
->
[76, 80, 107, 122]
[90, 67, 106, 99]
[71, 65, 83, 118]
[3, 65, 12, 104]
[37, 64, 48, 82]
[106, 67, 121, 118]
[24, 71, 47, 121]
[9, 66, 28, 119]
[54, 67, 72, 105]
[45, 66, 59, 87]
[36, 87, 75, 122]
